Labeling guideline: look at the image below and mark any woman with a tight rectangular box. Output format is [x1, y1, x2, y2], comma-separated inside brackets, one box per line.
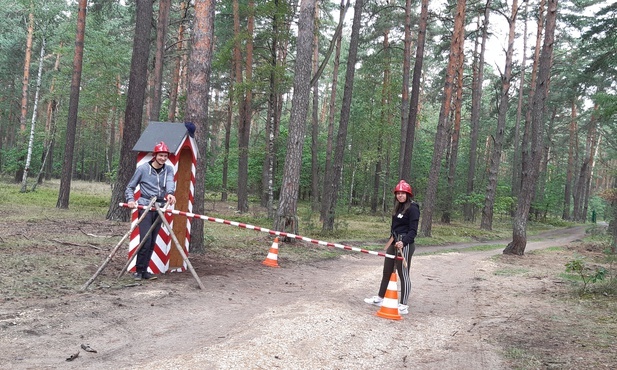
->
[364, 180, 420, 315]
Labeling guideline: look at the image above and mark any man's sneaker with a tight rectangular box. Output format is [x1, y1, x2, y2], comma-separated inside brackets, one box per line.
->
[141, 272, 158, 280]
[132, 272, 143, 280]
[364, 296, 383, 306]
[398, 304, 409, 315]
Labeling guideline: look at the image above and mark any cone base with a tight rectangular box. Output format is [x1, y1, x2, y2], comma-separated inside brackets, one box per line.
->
[262, 259, 280, 268]
[376, 310, 402, 320]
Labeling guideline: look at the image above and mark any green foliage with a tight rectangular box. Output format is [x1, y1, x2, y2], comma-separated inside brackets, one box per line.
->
[565, 256, 607, 293]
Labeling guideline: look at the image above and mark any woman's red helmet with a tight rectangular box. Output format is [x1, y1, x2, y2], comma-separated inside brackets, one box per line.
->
[393, 180, 413, 197]
[153, 141, 170, 154]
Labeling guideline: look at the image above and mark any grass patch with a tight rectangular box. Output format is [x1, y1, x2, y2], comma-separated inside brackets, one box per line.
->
[503, 347, 542, 368]
[494, 267, 530, 276]
[527, 246, 564, 255]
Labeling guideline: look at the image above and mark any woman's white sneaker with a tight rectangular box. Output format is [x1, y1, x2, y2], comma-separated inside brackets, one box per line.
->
[398, 304, 409, 315]
[364, 296, 383, 306]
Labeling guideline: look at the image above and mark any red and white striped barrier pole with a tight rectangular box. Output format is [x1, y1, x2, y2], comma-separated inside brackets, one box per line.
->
[120, 203, 402, 260]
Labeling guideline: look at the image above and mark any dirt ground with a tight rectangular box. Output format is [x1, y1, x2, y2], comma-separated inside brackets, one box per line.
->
[1, 215, 615, 369]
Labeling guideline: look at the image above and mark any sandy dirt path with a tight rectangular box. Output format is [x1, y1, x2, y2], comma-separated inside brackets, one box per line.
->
[0, 226, 587, 369]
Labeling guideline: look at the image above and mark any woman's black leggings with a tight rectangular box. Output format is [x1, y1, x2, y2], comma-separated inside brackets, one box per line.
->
[377, 242, 415, 305]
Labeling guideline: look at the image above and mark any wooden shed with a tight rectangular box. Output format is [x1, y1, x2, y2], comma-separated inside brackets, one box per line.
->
[128, 121, 198, 273]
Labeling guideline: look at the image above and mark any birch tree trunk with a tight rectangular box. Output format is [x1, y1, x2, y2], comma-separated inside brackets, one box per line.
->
[20, 38, 45, 192]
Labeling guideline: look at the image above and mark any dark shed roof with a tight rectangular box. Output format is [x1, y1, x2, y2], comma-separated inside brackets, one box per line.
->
[132, 121, 194, 155]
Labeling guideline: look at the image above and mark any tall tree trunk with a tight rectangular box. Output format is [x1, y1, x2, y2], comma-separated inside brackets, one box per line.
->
[511, 0, 528, 201]
[464, 1, 490, 221]
[310, 1, 320, 211]
[374, 27, 391, 215]
[261, 0, 280, 214]
[16, 9, 35, 183]
[481, 0, 518, 230]
[19, 10, 34, 134]
[274, 0, 316, 234]
[320, 0, 345, 222]
[222, 76, 233, 202]
[57, 0, 88, 209]
[106, 0, 153, 219]
[321, 0, 363, 231]
[398, 0, 413, 178]
[20, 38, 45, 192]
[149, 0, 170, 121]
[186, 0, 215, 253]
[521, 0, 545, 190]
[442, 22, 465, 224]
[234, 0, 253, 213]
[400, 0, 428, 181]
[563, 98, 577, 220]
[420, 0, 467, 237]
[168, 1, 188, 122]
[39, 46, 62, 184]
[504, 0, 557, 255]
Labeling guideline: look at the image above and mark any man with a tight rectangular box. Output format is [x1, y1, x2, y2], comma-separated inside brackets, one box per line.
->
[125, 141, 177, 280]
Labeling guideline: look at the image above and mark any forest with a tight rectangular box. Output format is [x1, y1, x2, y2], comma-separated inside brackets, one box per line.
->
[0, 0, 615, 253]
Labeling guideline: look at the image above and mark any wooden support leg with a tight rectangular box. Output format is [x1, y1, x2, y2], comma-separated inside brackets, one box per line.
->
[155, 204, 206, 290]
[81, 198, 156, 291]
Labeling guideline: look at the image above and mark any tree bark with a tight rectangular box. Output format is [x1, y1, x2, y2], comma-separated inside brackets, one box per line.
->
[168, 1, 188, 122]
[481, 0, 518, 230]
[397, 0, 413, 178]
[511, 0, 528, 201]
[563, 99, 577, 220]
[19, 11, 34, 133]
[274, 0, 316, 234]
[504, 0, 558, 255]
[57, 0, 88, 209]
[106, 0, 153, 220]
[310, 0, 320, 212]
[149, 0, 170, 121]
[321, 0, 364, 231]
[420, 0, 467, 237]
[320, 0, 345, 222]
[464, 1, 490, 222]
[185, 0, 215, 253]
[442, 21, 465, 224]
[20, 38, 45, 192]
[400, 0, 428, 182]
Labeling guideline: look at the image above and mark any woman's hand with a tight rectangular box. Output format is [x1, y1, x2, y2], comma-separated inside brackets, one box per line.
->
[395, 241, 404, 249]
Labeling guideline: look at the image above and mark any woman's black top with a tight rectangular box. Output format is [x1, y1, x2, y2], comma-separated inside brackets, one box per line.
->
[390, 202, 420, 245]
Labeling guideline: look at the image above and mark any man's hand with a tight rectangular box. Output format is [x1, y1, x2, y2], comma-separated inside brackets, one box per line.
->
[166, 194, 176, 205]
[127, 201, 137, 209]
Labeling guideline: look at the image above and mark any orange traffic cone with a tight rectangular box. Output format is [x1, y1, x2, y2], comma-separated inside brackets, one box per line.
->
[262, 237, 281, 268]
[376, 272, 402, 320]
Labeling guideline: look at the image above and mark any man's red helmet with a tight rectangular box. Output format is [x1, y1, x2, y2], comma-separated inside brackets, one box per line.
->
[393, 180, 413, 197]
[153, 141, 170, 154]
